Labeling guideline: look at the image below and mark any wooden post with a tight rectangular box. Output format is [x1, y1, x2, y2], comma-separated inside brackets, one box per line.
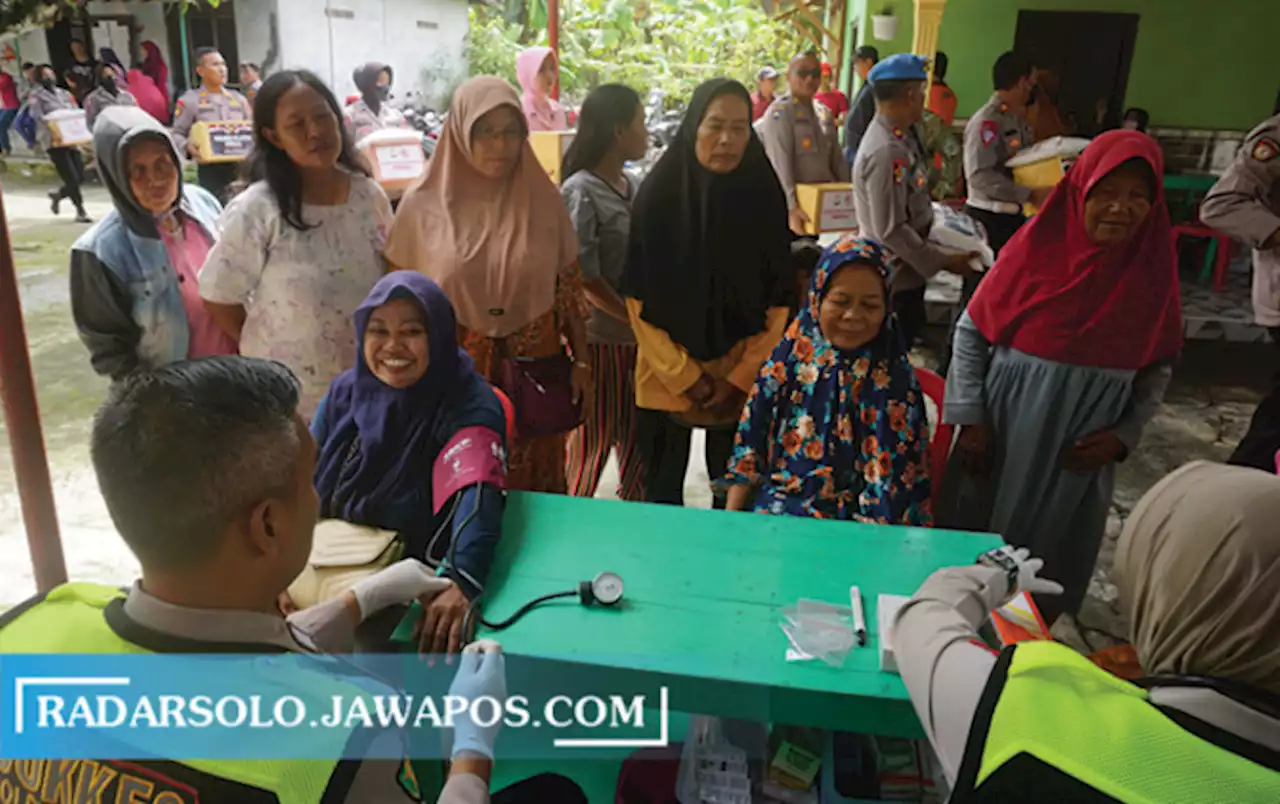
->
[913, 0, 948, 92]
[0, 186, 66, 593]
[548, 0, 560, 101]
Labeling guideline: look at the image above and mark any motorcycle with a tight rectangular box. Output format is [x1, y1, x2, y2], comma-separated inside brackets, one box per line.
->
[395, 91, 446, 158]
[636, 89, 682, 177]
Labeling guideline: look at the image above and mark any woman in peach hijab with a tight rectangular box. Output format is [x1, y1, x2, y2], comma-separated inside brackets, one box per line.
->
[385, 76, 591, 493]
[516, 46, 568, 131]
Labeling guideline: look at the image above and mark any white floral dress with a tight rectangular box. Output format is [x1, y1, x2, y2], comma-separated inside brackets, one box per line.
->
[199, 177, 392, 418]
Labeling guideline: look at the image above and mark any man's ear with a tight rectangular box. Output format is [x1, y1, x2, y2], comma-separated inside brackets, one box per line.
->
[246, 498, 278, 558]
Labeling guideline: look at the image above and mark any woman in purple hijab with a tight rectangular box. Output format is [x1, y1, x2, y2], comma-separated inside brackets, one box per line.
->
[312, 272, 508, 653]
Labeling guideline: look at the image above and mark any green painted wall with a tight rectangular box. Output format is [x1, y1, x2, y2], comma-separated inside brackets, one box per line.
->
[846, 0, 1277, 131]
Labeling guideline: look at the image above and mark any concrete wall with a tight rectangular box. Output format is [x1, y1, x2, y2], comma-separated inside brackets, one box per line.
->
[86, 0, 173, 71]
[236, 0, 279, 77]
[274, 0, 469, 107]
[848, 0, 1278, 131]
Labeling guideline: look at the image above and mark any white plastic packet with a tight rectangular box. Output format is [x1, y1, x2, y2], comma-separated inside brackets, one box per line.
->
[928, 203, 996, 272]
[780, 599, 856, 668]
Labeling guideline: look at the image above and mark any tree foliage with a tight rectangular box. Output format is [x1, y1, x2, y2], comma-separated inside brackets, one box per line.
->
[467, 0, 803, 107]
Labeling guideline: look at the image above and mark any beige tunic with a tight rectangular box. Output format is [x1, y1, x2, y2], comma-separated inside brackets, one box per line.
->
[756, 94, 849, 209]
[1200, 114, 1280, 327]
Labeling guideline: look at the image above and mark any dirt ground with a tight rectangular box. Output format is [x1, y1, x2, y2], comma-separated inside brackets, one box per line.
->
[0, 171, 1269, 657]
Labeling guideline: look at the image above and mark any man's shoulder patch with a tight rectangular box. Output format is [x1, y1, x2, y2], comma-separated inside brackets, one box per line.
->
[1253, 137, 1279, 163]
[980, 119, 998, 147]
[892, 158, 908, 185]
[397, 758, 423, 801]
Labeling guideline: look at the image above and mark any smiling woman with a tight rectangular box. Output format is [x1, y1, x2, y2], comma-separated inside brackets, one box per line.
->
[938, 130, 1183, 624]
[197, 70, 393, 420]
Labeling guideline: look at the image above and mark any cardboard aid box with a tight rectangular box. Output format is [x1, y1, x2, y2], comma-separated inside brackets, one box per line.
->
[357, 129, 426, 195]
[1007, 135, 1091, 216]
[529, 129, 575, 185]
[189, 120, 254, 163]
[796, 182, 857, 234]
[45, 109, 91, 147]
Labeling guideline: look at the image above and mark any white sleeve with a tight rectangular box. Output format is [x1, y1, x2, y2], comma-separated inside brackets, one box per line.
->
[198, 185, 274, 304]
[893, 564, 1010, 786]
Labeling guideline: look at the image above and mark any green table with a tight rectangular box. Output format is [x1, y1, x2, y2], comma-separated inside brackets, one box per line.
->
[396, 492, 1000, 739]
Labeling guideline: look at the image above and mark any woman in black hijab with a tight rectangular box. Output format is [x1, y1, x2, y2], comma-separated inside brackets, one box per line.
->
[623, 78, 792, 507]
[343, 61, 406, 142]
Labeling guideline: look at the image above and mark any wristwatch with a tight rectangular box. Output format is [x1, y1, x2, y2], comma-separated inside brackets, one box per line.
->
[976, 547, 1019, 594]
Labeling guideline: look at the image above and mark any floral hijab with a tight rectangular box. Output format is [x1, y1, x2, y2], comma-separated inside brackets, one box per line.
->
[726, 236, 932, 524]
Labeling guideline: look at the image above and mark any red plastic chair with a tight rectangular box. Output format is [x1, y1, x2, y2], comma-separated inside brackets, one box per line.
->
[1171, 224, 1233, 291]
[914, 367, 952, 499]
[489, 385, 518, 445]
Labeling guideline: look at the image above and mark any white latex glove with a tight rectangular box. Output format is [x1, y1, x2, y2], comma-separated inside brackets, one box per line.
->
[980, 546, 1066, 603]
[350, 558, 454, 620]
[448, 639, 506, 760]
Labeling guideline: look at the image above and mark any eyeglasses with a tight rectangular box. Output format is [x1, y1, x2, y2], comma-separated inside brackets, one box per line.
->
[795, 69, 821, 79]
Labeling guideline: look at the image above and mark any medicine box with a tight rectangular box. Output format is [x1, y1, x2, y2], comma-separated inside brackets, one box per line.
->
[877, 593, 912, 674]
[796, 182, 857, 234]
[189, 120, 254, 163]
[46, 109, 91, 147]
[357, 129, 427, 196]
[529, 129, 575, 185]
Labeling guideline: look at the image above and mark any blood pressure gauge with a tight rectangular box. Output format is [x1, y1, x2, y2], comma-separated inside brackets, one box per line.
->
[581, 571, 625, 607]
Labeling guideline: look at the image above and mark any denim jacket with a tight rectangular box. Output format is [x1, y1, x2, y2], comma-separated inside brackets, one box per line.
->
[69, 106, 224, 380]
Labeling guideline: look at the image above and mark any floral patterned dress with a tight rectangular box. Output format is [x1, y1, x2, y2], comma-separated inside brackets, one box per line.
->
[459, 262, 590, 493]
[199, 177, 393, 419]
[725, 236, 932, 525]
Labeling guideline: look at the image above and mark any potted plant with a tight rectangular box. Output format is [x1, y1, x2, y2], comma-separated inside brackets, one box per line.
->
[871, 3, 898, 40]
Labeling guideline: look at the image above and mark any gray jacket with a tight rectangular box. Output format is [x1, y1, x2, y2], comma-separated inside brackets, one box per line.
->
[70, 107, 223, 379]
[83, 85, 138, 129]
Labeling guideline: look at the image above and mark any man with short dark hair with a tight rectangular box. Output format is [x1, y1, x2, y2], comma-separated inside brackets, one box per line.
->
[241, 61, 263, 104]
[172, 47, 252, 200]
[751, 65, 778, 122]
[853, 54, 976, 349]
[962, 50, 1047, 254]
[758, 50, 849, 235]
[843, 44, 880, 165]
[0, 357, 506, 803]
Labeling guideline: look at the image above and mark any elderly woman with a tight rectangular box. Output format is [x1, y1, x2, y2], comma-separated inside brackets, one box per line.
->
[725, 237, 932, 524]
[623, 78, 792, 507]
[313, 272, 509, 654]
[385, 76, 590, 494]
[894, 462, 1280, 798]
[343, 61, 407, 143]
[199, 70, 393, 420]
[70, 107, 234, 379]
[516, 46, 568, 132]
[940, 130, 1182, 623]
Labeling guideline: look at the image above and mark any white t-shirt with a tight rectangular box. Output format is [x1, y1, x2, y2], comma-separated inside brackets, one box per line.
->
[199, 176, 393, 418]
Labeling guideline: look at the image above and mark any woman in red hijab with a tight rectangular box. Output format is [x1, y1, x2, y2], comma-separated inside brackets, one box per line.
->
[139, 41, 170, 110]
[938, 130, 1182, 624]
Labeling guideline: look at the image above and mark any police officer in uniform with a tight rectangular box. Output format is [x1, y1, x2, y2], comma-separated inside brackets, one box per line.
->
[0, 357, 580, 804]
[852, 54, 976, 348]
[757, 50, 850, 236]
[961, 51, 1051, 255]
[1201, 112, 1280, 471]
[172, 47, 252, 201]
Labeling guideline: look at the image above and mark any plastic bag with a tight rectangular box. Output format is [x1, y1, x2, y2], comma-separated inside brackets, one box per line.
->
[927, 204, 996, 272]
[677, 716, 753, 804]
[780, 599, 856, 668]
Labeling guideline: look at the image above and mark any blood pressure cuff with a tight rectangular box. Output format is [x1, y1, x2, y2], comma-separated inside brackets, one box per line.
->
[432, 426, 506, 514]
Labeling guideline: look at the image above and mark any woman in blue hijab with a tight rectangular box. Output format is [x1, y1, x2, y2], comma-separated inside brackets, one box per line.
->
[312, 272, 509, 652]
[724, 236, 932, 524]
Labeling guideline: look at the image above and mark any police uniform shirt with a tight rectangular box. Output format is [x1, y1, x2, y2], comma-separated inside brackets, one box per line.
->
[1201, 114, 1280, 327]
[757, 94, 850, 209]
[83, 86, 138, 129]
[963, 92, 1035, 210]
[171, 84, 253, 157]
[344, 98, 408, 145]
[102, 585, 490, 804]
[853, 114, 947, 292]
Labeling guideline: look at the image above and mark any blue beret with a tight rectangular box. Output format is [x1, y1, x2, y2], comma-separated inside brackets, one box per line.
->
[868, 53, 929, 84]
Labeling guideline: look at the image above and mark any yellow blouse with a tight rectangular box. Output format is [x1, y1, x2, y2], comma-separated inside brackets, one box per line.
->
[627, 298, 790, 412]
